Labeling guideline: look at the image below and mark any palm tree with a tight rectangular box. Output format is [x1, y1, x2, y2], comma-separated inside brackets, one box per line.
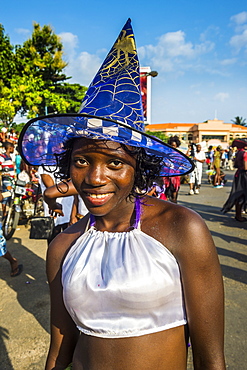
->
[231, 116, 247, 126]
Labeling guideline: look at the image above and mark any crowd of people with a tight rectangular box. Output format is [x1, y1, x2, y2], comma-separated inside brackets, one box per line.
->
[1, 128, 245, 284]
[147, 137, 245, 215]
[0, 127, 87, 276]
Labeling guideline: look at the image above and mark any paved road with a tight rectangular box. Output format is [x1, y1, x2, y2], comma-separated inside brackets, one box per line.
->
[0, 169, 246, 369]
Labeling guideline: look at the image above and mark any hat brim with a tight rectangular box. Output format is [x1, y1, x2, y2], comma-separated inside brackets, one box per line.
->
[232, 139, 247, 149]
[18, 113, 194, 177]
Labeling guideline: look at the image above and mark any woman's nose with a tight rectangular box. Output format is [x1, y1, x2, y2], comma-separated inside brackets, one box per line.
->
[85, 164, 107, 186]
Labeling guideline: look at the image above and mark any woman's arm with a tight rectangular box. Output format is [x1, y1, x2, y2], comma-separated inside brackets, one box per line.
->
[45, 235, 79, 370]
[41, 174, 55, 188]
[45, 180, 78, 199]
[44, 181, 78, 216]
[174, 210, 225, 369]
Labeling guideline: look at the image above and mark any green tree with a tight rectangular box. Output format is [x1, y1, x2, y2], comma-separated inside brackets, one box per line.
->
[8, 74, 70, 118]
[55, 83, 88, 113]
[15, 22, 67, 84]
[14, 22, 70, 115]
[145, 130, 169, 143]
[231, 116, 246, 126]
[0, 22, 87, 122]
[0, 24, 17, 125]
[0, 24, 16, 87]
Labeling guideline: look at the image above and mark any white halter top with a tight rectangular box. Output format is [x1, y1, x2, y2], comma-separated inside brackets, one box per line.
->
[62, 219, 187, 338]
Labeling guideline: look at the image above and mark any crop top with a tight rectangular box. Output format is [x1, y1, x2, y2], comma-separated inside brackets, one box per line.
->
[62, 217, 187, 338]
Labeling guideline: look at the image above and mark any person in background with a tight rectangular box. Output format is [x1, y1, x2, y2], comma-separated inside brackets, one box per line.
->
[0, 142, 15, 216]
[69, 194, 88, 224]
[227, 147, 236, 171]
[147, 178, 166, 200]
[0, 192, 23, 277]
[38, 166, 74, 245]
[208, 145, 214, 167]
[187, 144, 206, 195]
[222, 143, 247, 221]
[163, 136, 181, 203]
[7, 128, 18, 145]
[221, 149, 227, 169]
[0, 127, 7, 149]
[15, 147, 22, 176]
[213, 146, 223, 188]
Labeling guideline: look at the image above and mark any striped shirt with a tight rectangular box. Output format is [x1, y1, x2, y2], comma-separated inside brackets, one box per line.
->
[0, 153, 15, 178]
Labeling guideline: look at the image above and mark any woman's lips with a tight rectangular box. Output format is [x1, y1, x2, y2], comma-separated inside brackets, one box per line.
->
[85, 192, 113, 206]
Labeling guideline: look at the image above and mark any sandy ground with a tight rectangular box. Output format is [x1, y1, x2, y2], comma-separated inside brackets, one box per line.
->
[0, 170, 246, 369]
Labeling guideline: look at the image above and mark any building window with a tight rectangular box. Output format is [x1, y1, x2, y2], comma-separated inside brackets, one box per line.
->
[188, 134, 193, 141]
[202, 135, 225, 140]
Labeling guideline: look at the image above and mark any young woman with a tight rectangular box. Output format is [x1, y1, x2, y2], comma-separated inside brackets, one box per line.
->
[40, 137, 225, 370]
[163, 136, 181, 202]
[18, 19, 225, 370]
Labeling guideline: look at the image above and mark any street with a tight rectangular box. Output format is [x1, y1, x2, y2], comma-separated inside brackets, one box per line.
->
[0, 170, 246, 369]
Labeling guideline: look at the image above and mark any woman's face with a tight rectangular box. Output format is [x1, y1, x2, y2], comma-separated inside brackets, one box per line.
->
[70, 138, 136, 216]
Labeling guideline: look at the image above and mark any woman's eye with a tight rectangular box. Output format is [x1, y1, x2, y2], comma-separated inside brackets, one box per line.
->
[109, 160, 123, 168]
[74, 158, 88, 166]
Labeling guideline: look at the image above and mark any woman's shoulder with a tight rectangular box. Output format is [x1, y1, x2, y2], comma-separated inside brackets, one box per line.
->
[141, 195, 199, 222]
[141, 196, 209, 256]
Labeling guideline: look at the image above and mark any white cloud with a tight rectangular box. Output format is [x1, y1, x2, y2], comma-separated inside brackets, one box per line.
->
[200, 26, 220, 42]
[229, 11, 247, 52]
[220, 58, 237, 66]
[58, 32, 102, 86]
[214, 92, 230, 103]
[76, 51, 102, 84]
[138, 30, 214, 73]
[64, 50, 102, 86]
[15, 28, 30, 35]
[158, 31, 195, 58]
[229, 29, 247, 53]
[59, 32, 78, 57]
[230, 11, 247, 26]
[59, 32, 79, 67]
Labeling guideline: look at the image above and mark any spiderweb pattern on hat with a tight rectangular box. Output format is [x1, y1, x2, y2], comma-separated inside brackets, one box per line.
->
[79, 19, 144, 131]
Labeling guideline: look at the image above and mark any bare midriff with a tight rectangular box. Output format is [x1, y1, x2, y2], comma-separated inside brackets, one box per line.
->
[72, 325, 188, 370]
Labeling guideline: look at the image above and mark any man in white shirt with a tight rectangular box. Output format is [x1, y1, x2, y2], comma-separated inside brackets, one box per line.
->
[37, 166, 74, 244]
[188, 144, 206, 195]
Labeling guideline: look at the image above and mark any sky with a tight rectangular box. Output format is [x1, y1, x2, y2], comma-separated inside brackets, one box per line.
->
[1, 0, 247, 124]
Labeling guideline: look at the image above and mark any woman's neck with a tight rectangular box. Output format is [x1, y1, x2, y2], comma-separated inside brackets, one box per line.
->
[90, 197, 141, 232]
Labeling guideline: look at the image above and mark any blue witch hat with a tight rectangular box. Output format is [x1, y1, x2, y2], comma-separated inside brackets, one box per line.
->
[18, 19, 194, 176]
[80, 18, 144, 130]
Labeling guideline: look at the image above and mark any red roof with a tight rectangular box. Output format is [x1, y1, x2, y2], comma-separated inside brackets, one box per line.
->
[146, 123, 193, 130]
[146, 122, 247, 131]
[231, 124, 247, 130]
